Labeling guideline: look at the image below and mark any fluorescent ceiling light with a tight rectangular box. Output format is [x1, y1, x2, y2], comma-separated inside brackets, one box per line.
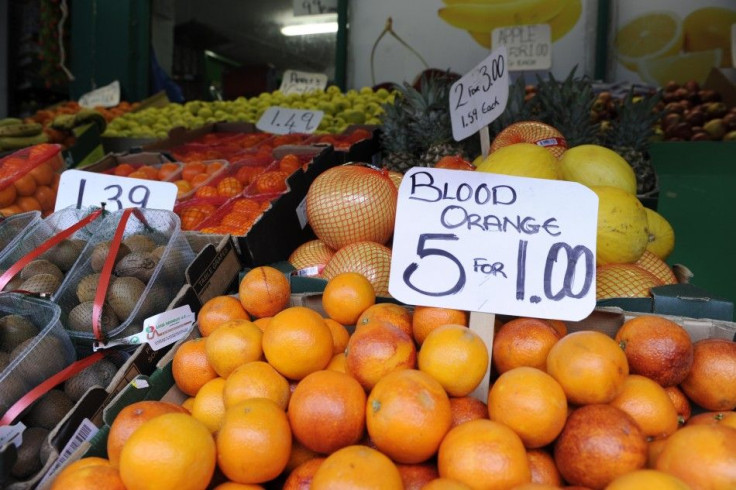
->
[281, 22, 338, 36]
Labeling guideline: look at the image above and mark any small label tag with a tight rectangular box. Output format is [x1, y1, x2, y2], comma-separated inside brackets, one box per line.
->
[296, 196, 308, 229]
[131, 378, 150, 389]
[293, 0, 337, 16]
[0, 422, 26, 448]
[280, 69, 329, 95]
[93, 329, 144, 351]
[142, 305, 195, 351]
[78, 80, 121, 108]
[256, 107, 324, 135]
[293, 266, 322, 277]
[38, 419, 98, 486]
[492, 24, 552, 71]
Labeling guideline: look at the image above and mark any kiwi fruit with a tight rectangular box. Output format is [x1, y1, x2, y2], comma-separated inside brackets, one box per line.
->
[123, 234, 157, 253]
[107, 276, 146, 320]
[10, 426, 49, 479]
[90, 241, 131, 273]
[67, 301, 120, 335]
[2, 272, 24, 292]
[9, 335, 70, 386]
[76, 273, 116, 303]
[23, 389, 74, 430]
[64, 359, 118, 402]
[41, 238, 83, 272]
[151, 245, 167, 261]
[0, 375, 28, 415]
[114, 251, 159, 284]
[0, 314, 38, 353]
[19, 260, 63, 282]
[18, 273, 61, 295]
[0, 351, 9, 371]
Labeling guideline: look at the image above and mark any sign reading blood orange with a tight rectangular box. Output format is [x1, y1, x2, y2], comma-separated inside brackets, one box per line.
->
[388, 167, 598, 321]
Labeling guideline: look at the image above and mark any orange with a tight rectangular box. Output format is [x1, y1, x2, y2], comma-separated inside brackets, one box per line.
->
[322, 272, 376, 325]
[190, 376, 227, 433]
[438, 419, 531, 490]
[366, 369, 452, 464]
[107, 400, 187, 467]
[418, 324, 488, 397]
[648, 437, 668, 469]
[492, 317, 562, 373]
[172, 338, 218, 397]
[422, 479, 472, 490]
[16, 195, 42, 212]
[546, 330, 629, 405]
[253, 316, 271, 332]
[0, 205, 22, 217]
[182, 397, 195, 412]
[13, 173, 37, 196]
[279, 154, 302, 174]
[28, 161, 54, 185]
[310, 445, 403, 489]
[435, 155, 475, 171]
[324, 318, 349, 355]
[686, 411, 736, 430]
[127, 170, 149, 180]
[119, 413, 216, 490]
[182, 162, 207, 181]
[262, 306, 333, 380]
[0, 185, 16, 207]
[212, 483, 265, 490]
[50, 457, 125, 490]
[526, 449, 562, 486]
[553, 404, 647, 489]
[217, 176, 244, 197]
[174, 179, 193, 198]
[194, 185, 218, 198]
[412, 306, 468, 345]
[33, 185, 56, 211]
[285, 437, 320, 473]
[680, 338, 736, 411]
[223, 360, 290, 410]
[238, 266, 291, 318]
[253, 170, 288, 194]
[113, 163, 135, 176]
[614, 315, 693, 387]
[608, 374, 679, 440]
[216, 398, 292, 484]
[283, 457, 325, 490]
[655, 424, 736, 489]
[191, 172, 210, 187]
[355, 302, 413, 338]
[197, 295, 250, 337]
[664, 385, 691, 425]
[138, 165, 159, 179]
[205, 160, 225, 175]
[488, 367, 567, 449]
[449, 396, 488, 428]
[288, 370, 366, 454]
[345, 320, 417, 390]
[157, 162, 180, 181]
[205, 319, 263, 377]
[606, 469, 690, 490]
[326, 352, 347, 373]
[396, 463, 439, 489]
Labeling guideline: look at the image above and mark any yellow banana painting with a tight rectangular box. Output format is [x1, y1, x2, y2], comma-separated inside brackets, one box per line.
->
[439, 0, 582, 50]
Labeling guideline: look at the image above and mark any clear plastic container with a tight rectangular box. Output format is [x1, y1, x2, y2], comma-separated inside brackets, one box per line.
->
[0, 210, 42, 261]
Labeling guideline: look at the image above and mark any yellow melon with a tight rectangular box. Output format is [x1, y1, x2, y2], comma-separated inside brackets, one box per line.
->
[644, 208, 675, 260]
[476, 143, 560, 180]
[592, 185, 648, 265]
[559, 144, 637, 194]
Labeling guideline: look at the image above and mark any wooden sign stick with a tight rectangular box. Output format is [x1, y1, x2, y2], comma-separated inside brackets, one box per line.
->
[469, 126, 495, 402]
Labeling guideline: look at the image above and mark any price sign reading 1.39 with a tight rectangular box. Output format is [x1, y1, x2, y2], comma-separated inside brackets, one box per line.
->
[449, 46, 509, 141]
[388, 167, 598, 321]
[256, 106, 324, 135]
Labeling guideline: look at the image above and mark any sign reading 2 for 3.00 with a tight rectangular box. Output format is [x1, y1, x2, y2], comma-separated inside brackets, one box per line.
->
[388, 167, 599, 321]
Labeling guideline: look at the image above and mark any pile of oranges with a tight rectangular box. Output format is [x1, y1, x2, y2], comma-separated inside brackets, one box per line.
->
[51, 267, 736, 490]
[110, 162, 181, 182]
[0, 144, 64, 217]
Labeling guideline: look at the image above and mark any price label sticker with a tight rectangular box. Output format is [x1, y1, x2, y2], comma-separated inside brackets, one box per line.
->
[280, 70, 329, 95]
[78, 80, 121, 108]
[0, 422, 26, 448]
[449, 46, 509, 141]
[492, 24, 552, 71]
[388, 167, 598, 321]
[54, 169, 178, 212]
[257, 106, 324, 135]
[293, 0, 337, 16]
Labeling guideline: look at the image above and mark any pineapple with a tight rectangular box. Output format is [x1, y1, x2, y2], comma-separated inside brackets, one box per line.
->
[380, 97, 418, 172]
[604, 90, 662, 195]
[488, 76, 537, 140]
[533, 68, 599, 147]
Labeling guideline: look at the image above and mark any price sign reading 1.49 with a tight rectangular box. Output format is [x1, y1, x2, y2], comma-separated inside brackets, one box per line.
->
[388, 167, 598, 321]
[256, 106, 324, 135]
[449, 46, 509, 141]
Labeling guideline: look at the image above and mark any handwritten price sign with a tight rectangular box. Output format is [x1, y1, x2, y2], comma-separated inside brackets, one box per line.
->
[54, 169, 177, 212]
[492, 24, 551, 71]
[293, 0, 337, 15]
[256, 106, 324, 135]
[388, 167, 598, 321]
[279, 70, 328, 95]
[449, 46, 509, 141]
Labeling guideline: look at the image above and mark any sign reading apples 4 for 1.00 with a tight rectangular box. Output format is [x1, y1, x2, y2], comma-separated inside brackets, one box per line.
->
[388, 167, 599, 321]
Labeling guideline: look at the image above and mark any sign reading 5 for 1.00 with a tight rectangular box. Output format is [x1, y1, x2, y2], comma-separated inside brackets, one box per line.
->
[388, 167, 599, 322]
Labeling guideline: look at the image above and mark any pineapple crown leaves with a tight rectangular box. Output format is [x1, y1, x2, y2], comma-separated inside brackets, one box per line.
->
[533, 67, 599, 147]
[489, 76, 538, 139]
[604, 88, 662, 152]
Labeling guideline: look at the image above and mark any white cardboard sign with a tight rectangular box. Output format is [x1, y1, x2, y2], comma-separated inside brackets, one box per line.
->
[388, 167, 598, 321]
[280, 69, 329, 95]
[55, 169, 178, 212]
[449, 46, 509, 141]
[256, 106, 324, 135]
[492, 24, 552, 71]
[78, 80, 121, 108]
